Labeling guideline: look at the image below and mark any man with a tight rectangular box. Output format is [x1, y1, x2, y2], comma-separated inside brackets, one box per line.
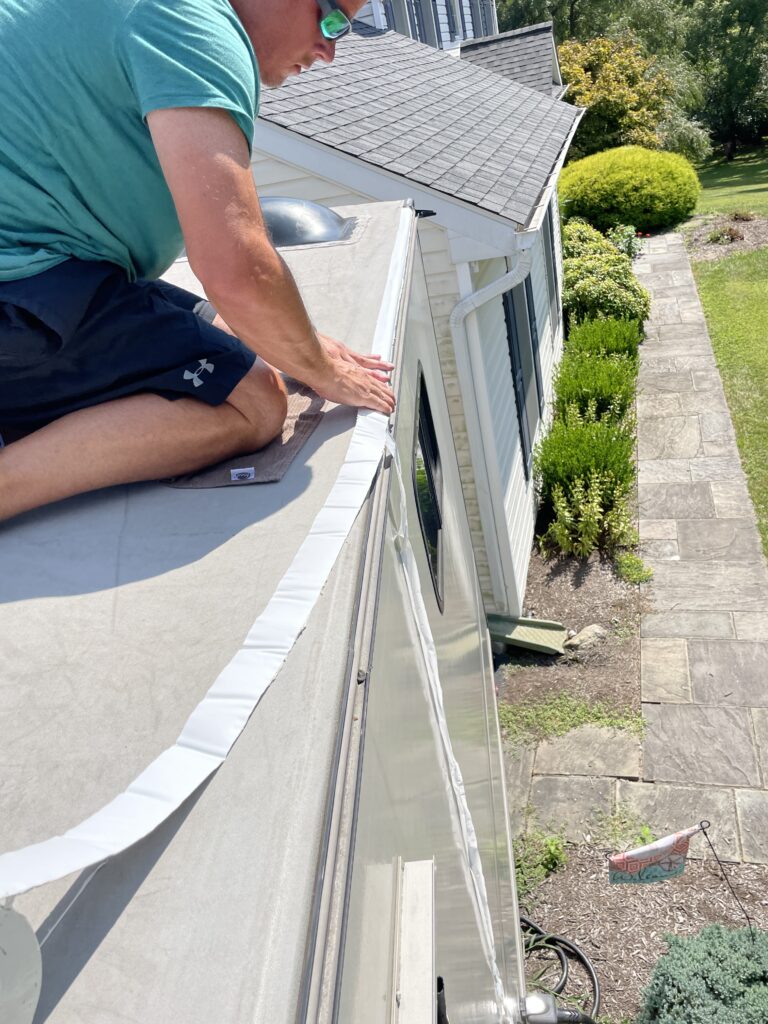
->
[0, 0, 395, 522]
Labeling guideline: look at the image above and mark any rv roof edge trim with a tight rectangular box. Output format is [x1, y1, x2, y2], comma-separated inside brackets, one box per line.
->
[0, 206, 414, 902]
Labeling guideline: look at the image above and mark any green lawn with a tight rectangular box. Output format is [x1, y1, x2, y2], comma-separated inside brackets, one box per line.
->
[693, 249, 768, 554]
[695, 148, 768, 216]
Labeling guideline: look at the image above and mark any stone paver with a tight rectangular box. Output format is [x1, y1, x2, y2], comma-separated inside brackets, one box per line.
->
[529, 775, 613, 841]
[751, 709, 768, 783]
[676, 519, 763, 562]
[641, 611, 735, 639]
[641, 639, 690, 702]
[528, 233, 768, 865]
[534, 725, 641, 779]
[734, 612, 768, 641]
[504, 742, 534, 838]
[689, 640, 768, 706]
[643, 704, 760, 787]
[645, 562, 768, 612]
[639, 481, 716, 520]
[735, 790, 768, 864]
[616, 781, 740, 861]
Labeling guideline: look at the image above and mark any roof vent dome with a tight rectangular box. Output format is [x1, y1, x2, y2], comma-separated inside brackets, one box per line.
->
[260, 197, 354, 247]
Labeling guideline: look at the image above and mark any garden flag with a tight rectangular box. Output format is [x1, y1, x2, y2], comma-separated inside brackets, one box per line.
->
[608, 824, 704, 884]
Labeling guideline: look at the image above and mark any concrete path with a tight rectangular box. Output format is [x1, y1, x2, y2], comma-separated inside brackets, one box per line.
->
[519, 233, 768, 863]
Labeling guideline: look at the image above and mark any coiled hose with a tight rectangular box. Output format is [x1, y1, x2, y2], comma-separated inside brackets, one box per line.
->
[520, 914, 601, 1023]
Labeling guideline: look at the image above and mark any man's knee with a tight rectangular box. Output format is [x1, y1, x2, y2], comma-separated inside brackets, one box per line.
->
[226, 360, 288, 450]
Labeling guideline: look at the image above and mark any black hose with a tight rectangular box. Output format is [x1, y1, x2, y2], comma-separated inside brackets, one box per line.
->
[520, 914, 601, 1020]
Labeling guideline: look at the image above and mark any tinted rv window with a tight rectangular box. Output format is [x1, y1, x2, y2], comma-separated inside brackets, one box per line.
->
[503, 279, 543, 479]
[413, 371, 443, 609]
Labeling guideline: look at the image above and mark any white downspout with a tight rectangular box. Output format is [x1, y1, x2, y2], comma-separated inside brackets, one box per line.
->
[449, 246, 533, 616]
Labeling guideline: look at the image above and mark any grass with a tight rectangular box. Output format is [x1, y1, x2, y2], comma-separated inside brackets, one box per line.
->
[498, 692, 645, 746]
[693, 249, 768, 555]
[695, 147, 768, 216]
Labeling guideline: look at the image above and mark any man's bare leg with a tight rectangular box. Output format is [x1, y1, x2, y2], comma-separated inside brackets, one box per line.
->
[0, 359, 287, 521]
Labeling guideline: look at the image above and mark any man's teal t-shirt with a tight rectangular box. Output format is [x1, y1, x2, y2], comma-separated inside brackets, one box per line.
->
[0, 0, 259, 282]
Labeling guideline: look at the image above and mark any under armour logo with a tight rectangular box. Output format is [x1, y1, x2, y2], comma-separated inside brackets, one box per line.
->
[183, 359, 215, 388]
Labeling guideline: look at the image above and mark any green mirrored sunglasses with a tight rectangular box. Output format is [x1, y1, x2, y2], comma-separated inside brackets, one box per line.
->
[318, 0, 352, 39]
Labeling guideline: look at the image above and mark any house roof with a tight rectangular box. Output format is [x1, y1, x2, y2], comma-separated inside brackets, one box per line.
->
[258, 23, 581, 229]
[460, 22, 565, 99]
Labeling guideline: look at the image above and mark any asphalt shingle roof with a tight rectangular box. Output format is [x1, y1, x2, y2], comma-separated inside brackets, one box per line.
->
[460, 22, 563, 99]
[258, 24, 581, 229]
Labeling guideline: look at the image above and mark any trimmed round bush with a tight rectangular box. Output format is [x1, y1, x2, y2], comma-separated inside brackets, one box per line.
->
[562, 218, 617, 260]
[563, 252, 651, 323]
[567, 318, 643, 359]
[554, 351, 637, 421]
[560, 145, 701, 231]
[638, 925, 768, 1024]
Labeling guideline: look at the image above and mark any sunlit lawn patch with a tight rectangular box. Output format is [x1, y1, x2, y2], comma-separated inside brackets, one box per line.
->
[694, 248, 768, 554]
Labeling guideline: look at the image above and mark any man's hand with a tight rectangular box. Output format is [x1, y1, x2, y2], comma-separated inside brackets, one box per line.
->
[310, 334, 396, 414]
[147, 108, 397, 417]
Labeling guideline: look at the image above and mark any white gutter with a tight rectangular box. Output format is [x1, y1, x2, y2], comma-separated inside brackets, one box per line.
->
[449, 246, 533, 615]
[524, 106, 585, 234]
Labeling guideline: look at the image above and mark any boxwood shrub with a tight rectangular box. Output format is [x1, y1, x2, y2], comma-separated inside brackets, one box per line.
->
[560, 145, 701, 231]
[535, 405, 636, 555]
[563, 252, 651, 323]
[638, 925, 768, 1024]
[554, 351, 637, 421]
[567, 318, 643, 359]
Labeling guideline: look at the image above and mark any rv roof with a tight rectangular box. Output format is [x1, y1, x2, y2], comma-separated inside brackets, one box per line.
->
[0, 200, 408, 1022]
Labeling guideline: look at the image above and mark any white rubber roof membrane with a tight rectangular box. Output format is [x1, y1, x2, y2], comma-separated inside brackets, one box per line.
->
[0, 201, 410, 1023]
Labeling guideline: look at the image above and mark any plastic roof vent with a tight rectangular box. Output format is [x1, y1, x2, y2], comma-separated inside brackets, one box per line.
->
[260, 197, 354, 247]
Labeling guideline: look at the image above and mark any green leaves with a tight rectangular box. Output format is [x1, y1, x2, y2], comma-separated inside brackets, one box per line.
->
[638, 925, 768, 1024]
[560, 145, 701, 232]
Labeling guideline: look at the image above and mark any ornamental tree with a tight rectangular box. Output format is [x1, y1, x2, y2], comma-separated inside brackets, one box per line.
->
[559, 37, 673, 160]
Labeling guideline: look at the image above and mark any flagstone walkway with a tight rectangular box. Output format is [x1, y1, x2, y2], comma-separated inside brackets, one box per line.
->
[522, 233, 768, 863]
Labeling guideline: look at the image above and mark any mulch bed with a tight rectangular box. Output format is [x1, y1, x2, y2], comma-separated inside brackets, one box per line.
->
[494, 544, 768, 1021]
[496, 547, 644, 710]
[525, 846, 768, 1023]
[682, 213, 768, 263]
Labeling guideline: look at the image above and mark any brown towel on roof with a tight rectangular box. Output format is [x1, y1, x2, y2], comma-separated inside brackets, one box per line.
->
[166, 378, 332, 488]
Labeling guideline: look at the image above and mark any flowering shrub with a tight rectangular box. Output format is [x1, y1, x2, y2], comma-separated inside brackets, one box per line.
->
[563, 252, 651, 323]
[562, 218, 616, 260]
[606, 224, 644, 260]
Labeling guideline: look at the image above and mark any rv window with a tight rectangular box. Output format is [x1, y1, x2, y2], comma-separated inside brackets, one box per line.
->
[503, 279, 543, 479]
[542, 203, 561, 328]
[412, 372, 443, 609]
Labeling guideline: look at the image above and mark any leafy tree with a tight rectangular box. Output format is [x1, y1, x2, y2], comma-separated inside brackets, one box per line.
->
[682, 0, 768, 157]
[559, 37, 673, 159]
[605, 0, 692, 56]
[496, 0, 614, 42]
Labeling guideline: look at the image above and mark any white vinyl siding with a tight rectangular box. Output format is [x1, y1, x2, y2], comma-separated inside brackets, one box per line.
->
[246, 148, 566, 615]
[460, 0, 475, 38]
[471, 258, 536, 614]
[356, 2, 377, 27]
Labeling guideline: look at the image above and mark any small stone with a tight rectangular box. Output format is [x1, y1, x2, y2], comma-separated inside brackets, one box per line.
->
[564, 624, 608, 649]
[567, 628, 577, 638]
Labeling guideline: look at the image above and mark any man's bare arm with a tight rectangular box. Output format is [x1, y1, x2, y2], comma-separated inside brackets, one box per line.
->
[146, 106, 395, 414]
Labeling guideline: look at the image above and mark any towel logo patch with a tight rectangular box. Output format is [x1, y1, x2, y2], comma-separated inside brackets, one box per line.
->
[231, 467, 256, 482]
[183, 359, 215, 388]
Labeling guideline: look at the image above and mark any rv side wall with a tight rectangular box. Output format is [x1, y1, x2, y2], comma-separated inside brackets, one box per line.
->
[335, 249, 526, 1022]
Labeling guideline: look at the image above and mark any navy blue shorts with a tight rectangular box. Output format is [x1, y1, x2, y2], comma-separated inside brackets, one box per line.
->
[0, 258, 256, 435]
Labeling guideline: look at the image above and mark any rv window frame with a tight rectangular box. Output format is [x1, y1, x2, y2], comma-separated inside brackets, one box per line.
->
[502, 278, 544, 480]
[411, 366, 445, 612]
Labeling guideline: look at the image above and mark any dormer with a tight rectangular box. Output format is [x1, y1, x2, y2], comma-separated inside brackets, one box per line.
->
[355, 0, 498, 51]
